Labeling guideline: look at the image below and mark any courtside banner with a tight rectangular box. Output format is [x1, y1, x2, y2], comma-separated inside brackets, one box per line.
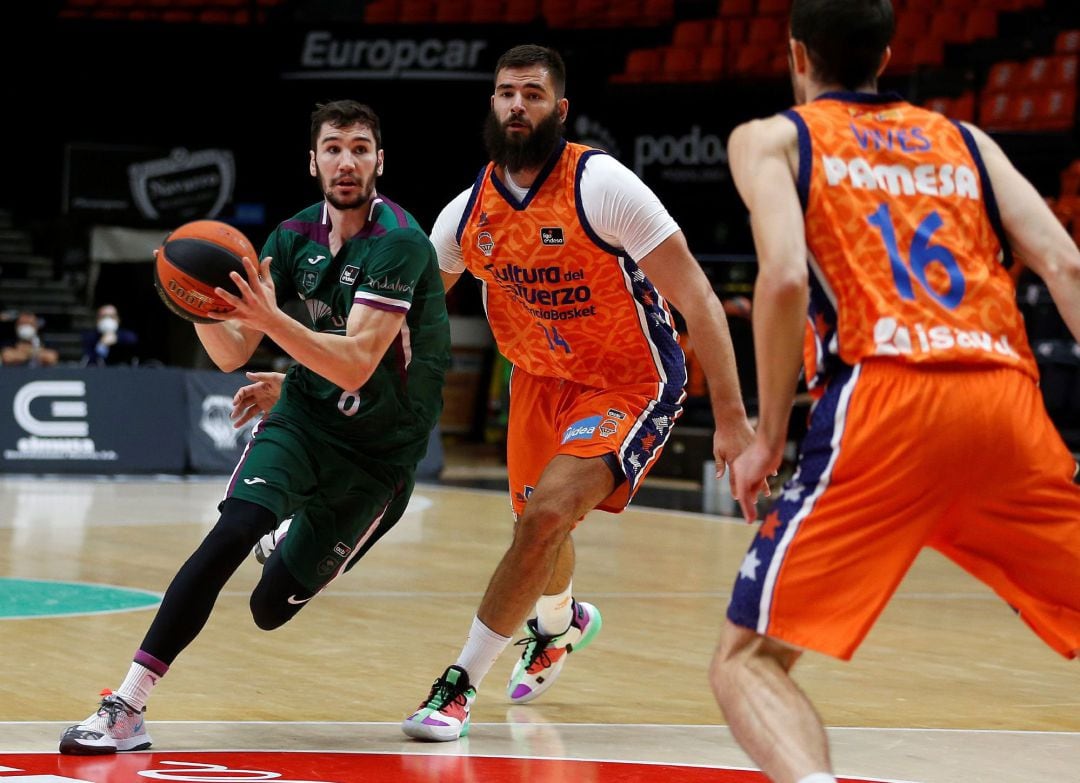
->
[185, 369, 257, 474]
[0, 367, 187, 474]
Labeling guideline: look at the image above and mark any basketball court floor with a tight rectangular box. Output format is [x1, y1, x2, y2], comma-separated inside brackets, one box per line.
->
[0, 475, 1077, 783]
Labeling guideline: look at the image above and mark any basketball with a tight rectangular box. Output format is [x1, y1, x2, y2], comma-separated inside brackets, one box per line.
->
[153, 220, 257, 324]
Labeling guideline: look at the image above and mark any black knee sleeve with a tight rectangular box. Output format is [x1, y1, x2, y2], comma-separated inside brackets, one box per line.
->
[249, 547, 315, 631]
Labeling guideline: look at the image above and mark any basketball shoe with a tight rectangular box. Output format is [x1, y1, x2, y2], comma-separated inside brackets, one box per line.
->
[253, 517, 292, 564]
[58, 691, 152, 755]
[401, 664, 476, 741]
[506, 600, 602, 704]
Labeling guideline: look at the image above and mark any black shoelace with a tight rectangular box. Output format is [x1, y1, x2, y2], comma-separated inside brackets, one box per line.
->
[425, 676, 469, 708]
[97, 697, 135, 728]
[515, 629, 556, 670]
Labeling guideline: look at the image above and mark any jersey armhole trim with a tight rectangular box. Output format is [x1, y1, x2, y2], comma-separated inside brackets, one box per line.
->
[952, 120, 1014, 269]
[781, 109, 811, 212]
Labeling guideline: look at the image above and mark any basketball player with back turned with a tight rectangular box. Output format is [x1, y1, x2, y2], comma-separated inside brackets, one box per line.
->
[58, 100, 450, 754]
[709, 2, 1080, 781]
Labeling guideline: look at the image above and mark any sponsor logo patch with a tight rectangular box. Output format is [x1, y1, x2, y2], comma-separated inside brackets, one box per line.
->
[540, 227, 564, 245]
[562, 415, 602, 443]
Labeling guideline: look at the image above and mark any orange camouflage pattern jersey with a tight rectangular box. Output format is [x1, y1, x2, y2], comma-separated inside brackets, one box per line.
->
[455, 140, 685, 397]
[786, 91, 1038, 392]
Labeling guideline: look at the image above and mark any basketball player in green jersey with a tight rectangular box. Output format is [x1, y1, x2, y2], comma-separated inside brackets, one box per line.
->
[59, 100, 450, 755]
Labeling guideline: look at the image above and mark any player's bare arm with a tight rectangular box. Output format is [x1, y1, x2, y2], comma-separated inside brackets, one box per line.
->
[638, 230, 753, 476]
[966, 122, 1080, 343]
[215, 255, 406, 391]
[727, 115, 808, 521]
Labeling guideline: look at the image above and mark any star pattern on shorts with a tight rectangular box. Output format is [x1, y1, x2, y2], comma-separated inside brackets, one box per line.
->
[759, 511, 781, 541]
[781, 483, 803, 502]
[738, 548, 762, 581]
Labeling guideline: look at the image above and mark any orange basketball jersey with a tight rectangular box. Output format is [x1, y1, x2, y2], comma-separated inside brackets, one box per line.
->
[786, 92, 1038, 392]
[456, 141, 685, 394]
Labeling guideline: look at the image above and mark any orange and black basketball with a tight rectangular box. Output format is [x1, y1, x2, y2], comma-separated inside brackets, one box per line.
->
[154, 220, 256, 324]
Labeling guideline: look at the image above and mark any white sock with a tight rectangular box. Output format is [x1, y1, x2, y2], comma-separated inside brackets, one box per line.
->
[796, 774, 837, 783]
[115, 663, 160, 711]
[455, 616, 511, 688]
[535, 582, 574, 636]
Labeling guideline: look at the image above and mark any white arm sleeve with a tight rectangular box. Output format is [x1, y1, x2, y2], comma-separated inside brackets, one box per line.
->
[579, 153, 680, 260]
[430, 187, 473, 275]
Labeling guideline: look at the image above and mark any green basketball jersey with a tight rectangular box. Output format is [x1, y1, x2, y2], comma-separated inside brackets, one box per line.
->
[261, 196, 450, 465]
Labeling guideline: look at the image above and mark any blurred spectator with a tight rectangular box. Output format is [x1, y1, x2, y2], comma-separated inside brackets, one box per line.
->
[1, 311, 60, 367]
[81, 303, 139, 366]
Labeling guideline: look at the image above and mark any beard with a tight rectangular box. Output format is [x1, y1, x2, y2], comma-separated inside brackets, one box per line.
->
[321, 174, 376, 212]
[483, 108, 564, 172]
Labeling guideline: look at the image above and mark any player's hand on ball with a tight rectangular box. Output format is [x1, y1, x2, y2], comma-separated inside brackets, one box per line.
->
[210, 256, 278, 329]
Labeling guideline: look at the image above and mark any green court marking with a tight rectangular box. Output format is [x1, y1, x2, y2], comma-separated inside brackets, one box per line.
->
[0, 578, 161, 619]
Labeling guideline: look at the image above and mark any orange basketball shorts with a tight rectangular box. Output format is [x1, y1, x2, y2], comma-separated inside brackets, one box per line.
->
[727, 360, 1080, 660]
[505, 369, 685, 517]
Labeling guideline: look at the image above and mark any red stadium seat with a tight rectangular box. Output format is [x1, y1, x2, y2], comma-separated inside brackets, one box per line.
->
[672, 20, 711, 49]
[611, 48, 663, 83]
[951, 91, 976, 122]
[986, 60, 1023, 92]
[1055, 30, 1080, 54]
[1030, 88, 1077, 131]
[911, 36, 944, 68]
[639, 0, 673, 25]
[699, 45, 726, 80]
[1023, 55, 1078, 89]
[660, 46, 702, 82]
[756, 0, 789, 15]
[398, 0, 435, 23]
[979, 91, 1015, 131]
[927, 10, 967, 45]
[434, 0, 469, 23]
[717, 0, 753, 17]
[962, 8, 998, 42]
[924, 96, 952, 115]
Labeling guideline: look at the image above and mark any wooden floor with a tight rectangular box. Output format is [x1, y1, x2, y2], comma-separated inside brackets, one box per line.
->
[0, 476, 1077, 782]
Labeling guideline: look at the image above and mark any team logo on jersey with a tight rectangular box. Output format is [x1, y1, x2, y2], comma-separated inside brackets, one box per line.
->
[307, 254, 326, 265]
[301, 269, 319, 295]
[477, 231, 495, 256]
[340, 265, 360, 285]
[598, 418, 619, 437]
[562, 415, 602, 443]
[540, 227, 564, 246]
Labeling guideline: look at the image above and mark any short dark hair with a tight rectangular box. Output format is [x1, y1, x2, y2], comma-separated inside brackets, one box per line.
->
[310, 100, 382, 150]
[495, 45, 567, 98]
[790, 0, 895, 90]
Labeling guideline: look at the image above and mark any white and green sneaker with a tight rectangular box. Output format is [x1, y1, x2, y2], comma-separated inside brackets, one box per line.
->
[401, 664, 476, 741]
[507, 600, 602, 704]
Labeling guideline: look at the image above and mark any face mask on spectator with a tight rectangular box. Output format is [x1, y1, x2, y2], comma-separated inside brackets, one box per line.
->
[16, 325, 37, 341]
[98, 317, 119, 334]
